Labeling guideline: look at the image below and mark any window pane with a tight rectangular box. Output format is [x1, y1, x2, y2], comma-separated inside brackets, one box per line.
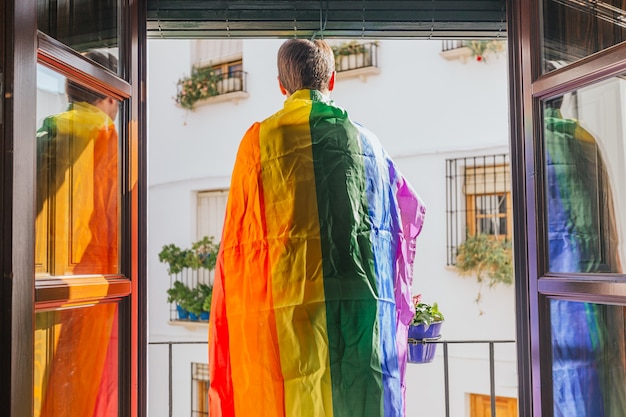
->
[34, 303, 119, 417]
[476, 194, 508, 236]
[550, 299, 626, 416]
[37, 0, 120, 71]
[36, 64, 120, 276]
[543, 75, 626, 274]
[542, 0, 626, 73]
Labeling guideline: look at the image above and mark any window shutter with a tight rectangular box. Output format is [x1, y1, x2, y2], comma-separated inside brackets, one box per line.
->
[196, 190, 228, 242]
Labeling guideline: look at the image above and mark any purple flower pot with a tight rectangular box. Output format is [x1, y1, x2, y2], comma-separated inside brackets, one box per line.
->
[407, 322, 442, 364]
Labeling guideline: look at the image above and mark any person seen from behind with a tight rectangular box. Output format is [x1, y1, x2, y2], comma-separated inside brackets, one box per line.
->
[209, 38, 426, 417]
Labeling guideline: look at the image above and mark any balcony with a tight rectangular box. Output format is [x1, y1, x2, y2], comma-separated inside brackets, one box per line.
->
[333, 41, 381, 82]
[440, 40, 506, 64]
[148, 338, 517, 417]
[175, 69, 249, 109]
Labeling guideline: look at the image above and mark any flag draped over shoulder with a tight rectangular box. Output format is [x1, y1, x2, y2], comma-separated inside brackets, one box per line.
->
[209, 89, 425, 417]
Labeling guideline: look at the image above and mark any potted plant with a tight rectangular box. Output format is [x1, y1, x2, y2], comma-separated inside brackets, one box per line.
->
[166, 281, 194, 320]
[158, 236, 219, 275]
[159, 236, 220, 321]
[407, 294, 445, 364]
[186, 286, 205, 321]
[464, 40, 505, 62]
[174, 66, 223, 110]
[455, 233, 513, 314]
[197, 283, 213, 321]
[331, 41, 375, 72]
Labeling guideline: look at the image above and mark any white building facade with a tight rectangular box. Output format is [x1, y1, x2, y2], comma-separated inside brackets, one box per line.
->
[147, 38, 516, 417]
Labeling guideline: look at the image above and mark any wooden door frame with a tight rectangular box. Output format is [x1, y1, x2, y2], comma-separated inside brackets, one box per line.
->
[2, 1, 148, 416]
[3, 1, 37, 417]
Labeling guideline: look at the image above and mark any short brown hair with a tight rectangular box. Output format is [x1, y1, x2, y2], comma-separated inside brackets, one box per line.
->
[66, 51, 118, 104]
[277, 39, 335, 95]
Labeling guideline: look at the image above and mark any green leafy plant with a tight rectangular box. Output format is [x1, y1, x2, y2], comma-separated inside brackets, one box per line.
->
[410, 294, 444, 329]
[160, 237, 219, 320]
[174, 66, 223, 110]
[167, 281, 195, 309]
[455, 233, 513, 313]
[331, 40, 368, 58]
[158, 236, 220, 275]
[464, 40, 505, 62]
[198, 283, 213, 313]
[186, 286, 205, 316]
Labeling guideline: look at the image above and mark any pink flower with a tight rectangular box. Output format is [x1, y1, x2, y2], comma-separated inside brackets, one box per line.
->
[412, 294, 422, 306]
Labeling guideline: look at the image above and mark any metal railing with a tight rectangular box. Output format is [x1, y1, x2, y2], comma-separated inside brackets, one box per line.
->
[441, 40, 469, 52]
[150, 338, 516, 417]
[334, 42, 379, 72]
[416, 339, 517, 417]
[216, 70, 247, 94]
[149, 341, 209, 417]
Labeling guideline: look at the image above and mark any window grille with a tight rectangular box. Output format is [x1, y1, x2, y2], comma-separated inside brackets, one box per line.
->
[446, 154, 511, 265]
[191, 362, 209, 417]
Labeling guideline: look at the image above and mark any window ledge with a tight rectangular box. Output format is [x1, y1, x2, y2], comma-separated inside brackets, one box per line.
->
[168, 319, 209, 330]
[180, 91, 250, 110]
[440, 46, 473, 63]
[336, 66, 381, 82]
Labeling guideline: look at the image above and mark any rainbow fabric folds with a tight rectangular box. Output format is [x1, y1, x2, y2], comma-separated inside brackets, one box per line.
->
[545, 107, 626, 417]
[209, 90, 425, 417]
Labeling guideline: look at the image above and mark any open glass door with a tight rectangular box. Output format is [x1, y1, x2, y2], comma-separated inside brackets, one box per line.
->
[513, 0, 626, 415]
[31, 1, 145, 416]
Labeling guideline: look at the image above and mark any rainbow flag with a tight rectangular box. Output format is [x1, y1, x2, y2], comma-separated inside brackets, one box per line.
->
[545, 106, 626, 417]
[209, 89, 425, 417]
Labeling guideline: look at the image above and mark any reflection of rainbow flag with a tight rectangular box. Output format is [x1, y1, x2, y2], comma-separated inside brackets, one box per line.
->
[545, 107, 626, 417]
[209, 90, 425, 417]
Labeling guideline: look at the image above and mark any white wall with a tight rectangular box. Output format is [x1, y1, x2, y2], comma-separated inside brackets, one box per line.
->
[147, 38, 515, 417]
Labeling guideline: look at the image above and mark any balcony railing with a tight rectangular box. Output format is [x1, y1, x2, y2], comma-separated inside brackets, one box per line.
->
[441, 40, 470, 52]
[167, 268, 213, 322]
[149, 338, 516, 417]
[334, 41, 379, 73]
[215, 70, 247, 94]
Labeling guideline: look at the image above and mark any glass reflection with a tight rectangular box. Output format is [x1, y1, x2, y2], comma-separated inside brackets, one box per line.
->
[37, 0, 120, 70]
[544, 76, 625, 274]
[36, 58, 120, 277]
[34, 303, 119, 417]
[542, 0, 626, 73]
[551, 299, 626, 416]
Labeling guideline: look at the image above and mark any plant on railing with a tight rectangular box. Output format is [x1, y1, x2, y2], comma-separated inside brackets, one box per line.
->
[166, 281, 195, 319]
[455, 233, 513, 314]
[410, 294, 445, 329]
[332, 40, 368, 58]
[331, 41, 378, 72]
[408, 294, 445, 364]
[158, 236, 219, 275]
[465, 40, 505, 62]
[174, 66, 223, 110]
[159, 236, 219, 321]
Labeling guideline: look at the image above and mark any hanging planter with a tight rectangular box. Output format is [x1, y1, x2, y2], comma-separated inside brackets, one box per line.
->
[407, 294, 444, 364]
[407, 322, 442, 364]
